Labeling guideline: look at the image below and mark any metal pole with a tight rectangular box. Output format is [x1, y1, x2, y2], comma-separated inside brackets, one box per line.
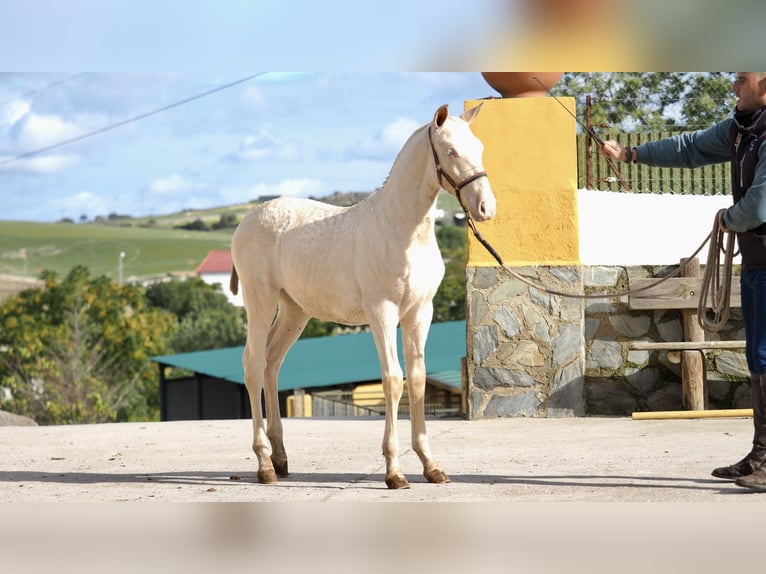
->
[118, 251, 125, 285]
[585, 94, 596, 189]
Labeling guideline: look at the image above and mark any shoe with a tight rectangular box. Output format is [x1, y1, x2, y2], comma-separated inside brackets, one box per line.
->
[711, 456, 759, 480]
[714, 374, 766, 480]
[735, 466, 766, 491]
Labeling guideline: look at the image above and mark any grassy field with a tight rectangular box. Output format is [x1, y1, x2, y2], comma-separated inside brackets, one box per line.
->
[0, 191, 465, 283]
[0, 220, 233, 281]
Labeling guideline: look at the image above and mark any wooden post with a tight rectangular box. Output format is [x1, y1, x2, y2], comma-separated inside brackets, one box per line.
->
[680, 257, 706, 410]
[460, 356, 467, 416]
[293, 389, 305, 417]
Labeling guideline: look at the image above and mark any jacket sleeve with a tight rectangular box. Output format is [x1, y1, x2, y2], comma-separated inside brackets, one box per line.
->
[635, 119, 733, 168]
[722, 145, 766, 232]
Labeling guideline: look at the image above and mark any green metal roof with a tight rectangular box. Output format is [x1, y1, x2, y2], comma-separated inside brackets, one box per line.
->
[153, 320, 466, 392]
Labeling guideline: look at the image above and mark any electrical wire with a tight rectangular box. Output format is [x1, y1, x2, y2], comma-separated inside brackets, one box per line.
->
[0, 73, 89, 108]
[0, 73, 265, 169]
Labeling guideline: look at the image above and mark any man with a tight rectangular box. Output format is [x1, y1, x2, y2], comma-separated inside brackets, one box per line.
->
[601, 72, 766, 491]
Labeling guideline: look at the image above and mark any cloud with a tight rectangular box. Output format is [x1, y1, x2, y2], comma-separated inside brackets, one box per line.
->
[0, 100, 30, 130]
[220, 178, 325, 203]
[0, 94, 106, 170]
[345, 117, 419, 161]
[149, 174, 205, 196]
[15, 112, 84, 150]
[226, 127, 301, 163]
[48, 191, 110, 217]
[239, 85, 266, 110]
[0, 101, 84, 172]
[0, 153, 80, 174]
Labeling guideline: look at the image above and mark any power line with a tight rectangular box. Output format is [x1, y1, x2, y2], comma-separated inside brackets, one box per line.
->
[0, 73, 265, 169]
[0, 73, 89, 108]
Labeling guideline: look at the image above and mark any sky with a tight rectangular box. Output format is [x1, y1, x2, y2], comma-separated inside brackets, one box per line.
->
[1, 0, 762, 223]
[0, 72, 499, 222]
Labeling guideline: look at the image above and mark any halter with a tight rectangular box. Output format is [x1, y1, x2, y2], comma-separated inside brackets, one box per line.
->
[428, 125, 488, 202]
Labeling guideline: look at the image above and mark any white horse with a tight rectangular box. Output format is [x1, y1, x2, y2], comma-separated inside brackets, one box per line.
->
[230, 104, 496, 489]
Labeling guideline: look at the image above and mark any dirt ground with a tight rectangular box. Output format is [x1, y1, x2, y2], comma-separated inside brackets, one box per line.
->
[2, 415, 765, 502]
[4, 415, 766, 574]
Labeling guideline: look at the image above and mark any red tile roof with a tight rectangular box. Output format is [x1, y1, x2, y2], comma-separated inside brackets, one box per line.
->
[196, 250, 233, 274]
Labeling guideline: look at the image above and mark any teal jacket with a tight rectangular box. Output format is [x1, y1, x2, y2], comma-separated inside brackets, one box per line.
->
[636, 111, 766, 268]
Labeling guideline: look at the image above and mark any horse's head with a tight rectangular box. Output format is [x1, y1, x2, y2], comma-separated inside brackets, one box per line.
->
[429, 104, 496, 222]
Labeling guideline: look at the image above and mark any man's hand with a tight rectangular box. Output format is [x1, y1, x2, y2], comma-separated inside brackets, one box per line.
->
[717, 208, 732, 232]
[601, 140, 628, 162]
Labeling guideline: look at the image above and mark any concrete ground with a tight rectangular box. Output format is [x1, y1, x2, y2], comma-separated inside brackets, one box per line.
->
[7, 415, 766, 574]
[2, 414, 766, 502]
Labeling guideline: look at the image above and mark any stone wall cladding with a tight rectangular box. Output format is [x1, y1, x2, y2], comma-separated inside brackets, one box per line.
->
[584, 265, 748, 415]
[466, 264, 749, 419]
[467, 265, 586, 419]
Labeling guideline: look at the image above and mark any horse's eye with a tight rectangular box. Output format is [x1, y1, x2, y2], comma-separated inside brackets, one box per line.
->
[446, 148, 458, 158]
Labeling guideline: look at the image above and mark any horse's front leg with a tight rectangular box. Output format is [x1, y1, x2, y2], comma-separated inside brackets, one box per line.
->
[370, 318, 409, 489]
[402, 311, 450, 484]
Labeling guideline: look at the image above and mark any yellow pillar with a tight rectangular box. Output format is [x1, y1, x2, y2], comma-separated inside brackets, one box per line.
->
[465, 97, 579, 267]
[464, 96, 585, 419]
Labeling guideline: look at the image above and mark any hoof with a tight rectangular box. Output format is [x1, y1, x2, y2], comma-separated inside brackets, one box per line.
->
[274, 459, 289, 478]
[257, 469, 278, 484]
[385, 474, 411, 490]
[424, 468, 450, 484]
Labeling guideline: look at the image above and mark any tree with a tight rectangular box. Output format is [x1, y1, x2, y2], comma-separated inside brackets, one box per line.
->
[0, 266, 176, 424]
[432, 225, 468, 323]
[211, 213, 238, 230]
[176, 218, 208, 231]
[301, 318, 343, 339]
[436, 225, 467, 252]
[556, 72, 736, 132]
[145, 277, 246, 352]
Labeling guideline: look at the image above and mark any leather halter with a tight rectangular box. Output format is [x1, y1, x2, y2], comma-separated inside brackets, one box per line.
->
[428, 125, 488, 199]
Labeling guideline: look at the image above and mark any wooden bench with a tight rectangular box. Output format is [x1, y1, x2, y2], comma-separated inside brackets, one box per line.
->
[627, 258, 744, 410]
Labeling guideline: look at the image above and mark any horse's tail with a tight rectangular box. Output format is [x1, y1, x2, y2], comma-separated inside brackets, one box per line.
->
[230, 264, 239, 295]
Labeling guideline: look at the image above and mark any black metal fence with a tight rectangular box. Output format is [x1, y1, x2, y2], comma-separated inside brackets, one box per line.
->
[577, 131, 731, 194]
[568, 72, 734, 195]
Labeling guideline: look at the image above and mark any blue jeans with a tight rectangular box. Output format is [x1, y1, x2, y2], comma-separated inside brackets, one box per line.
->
[741, 269, 766, 375]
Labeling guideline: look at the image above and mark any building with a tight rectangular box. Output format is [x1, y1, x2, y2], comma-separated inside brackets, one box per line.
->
[153, 320, 467, 421]
[196, 250, 242, 306]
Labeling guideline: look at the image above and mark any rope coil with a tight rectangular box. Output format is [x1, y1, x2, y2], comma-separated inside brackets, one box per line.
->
[697, 215, 737, 332]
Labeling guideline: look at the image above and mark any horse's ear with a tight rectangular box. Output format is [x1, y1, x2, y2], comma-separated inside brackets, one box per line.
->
[433, 104, 449, 129]
[461, 103, 483, 124]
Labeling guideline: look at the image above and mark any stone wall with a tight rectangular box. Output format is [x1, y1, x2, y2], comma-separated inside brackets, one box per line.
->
[466, 265, 586, 419]
[466, 264, 749, 419]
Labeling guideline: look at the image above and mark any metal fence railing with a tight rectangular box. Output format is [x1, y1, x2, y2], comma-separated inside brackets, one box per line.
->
[561, 72, 736, 195]
[577, 132, 732, 194]
[308, 387, 462, 418]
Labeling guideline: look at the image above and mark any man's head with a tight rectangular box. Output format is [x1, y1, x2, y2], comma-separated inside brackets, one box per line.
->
[733, 72, 766, 113]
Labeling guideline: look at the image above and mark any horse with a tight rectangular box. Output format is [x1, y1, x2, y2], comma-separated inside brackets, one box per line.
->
[229, 103, 496, 489]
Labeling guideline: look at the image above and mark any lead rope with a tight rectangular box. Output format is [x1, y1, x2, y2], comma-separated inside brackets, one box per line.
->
[697, 215, 738, 332]
[460, 196, 718, 302]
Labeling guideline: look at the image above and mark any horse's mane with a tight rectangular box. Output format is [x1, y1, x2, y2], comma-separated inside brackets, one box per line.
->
[378, 123, 429, 191]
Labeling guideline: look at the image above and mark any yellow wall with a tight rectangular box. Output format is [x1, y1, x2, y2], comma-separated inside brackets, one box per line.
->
[352, 383, 386, 407]
[286, 393, 313, 417]
[464, 97, 579, 266]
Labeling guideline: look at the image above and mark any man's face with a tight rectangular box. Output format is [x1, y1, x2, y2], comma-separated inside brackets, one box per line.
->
[733, 72, 766, 113]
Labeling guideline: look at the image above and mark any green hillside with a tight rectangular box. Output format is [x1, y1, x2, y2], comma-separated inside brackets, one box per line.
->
[0, 221, 233, 281]
[0, 190, 465, 282]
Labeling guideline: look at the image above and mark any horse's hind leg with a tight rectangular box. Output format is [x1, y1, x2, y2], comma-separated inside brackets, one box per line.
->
[263, 293, 310, 478]
[242, 287, 280, 484]
[402, 311, 450, 484]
